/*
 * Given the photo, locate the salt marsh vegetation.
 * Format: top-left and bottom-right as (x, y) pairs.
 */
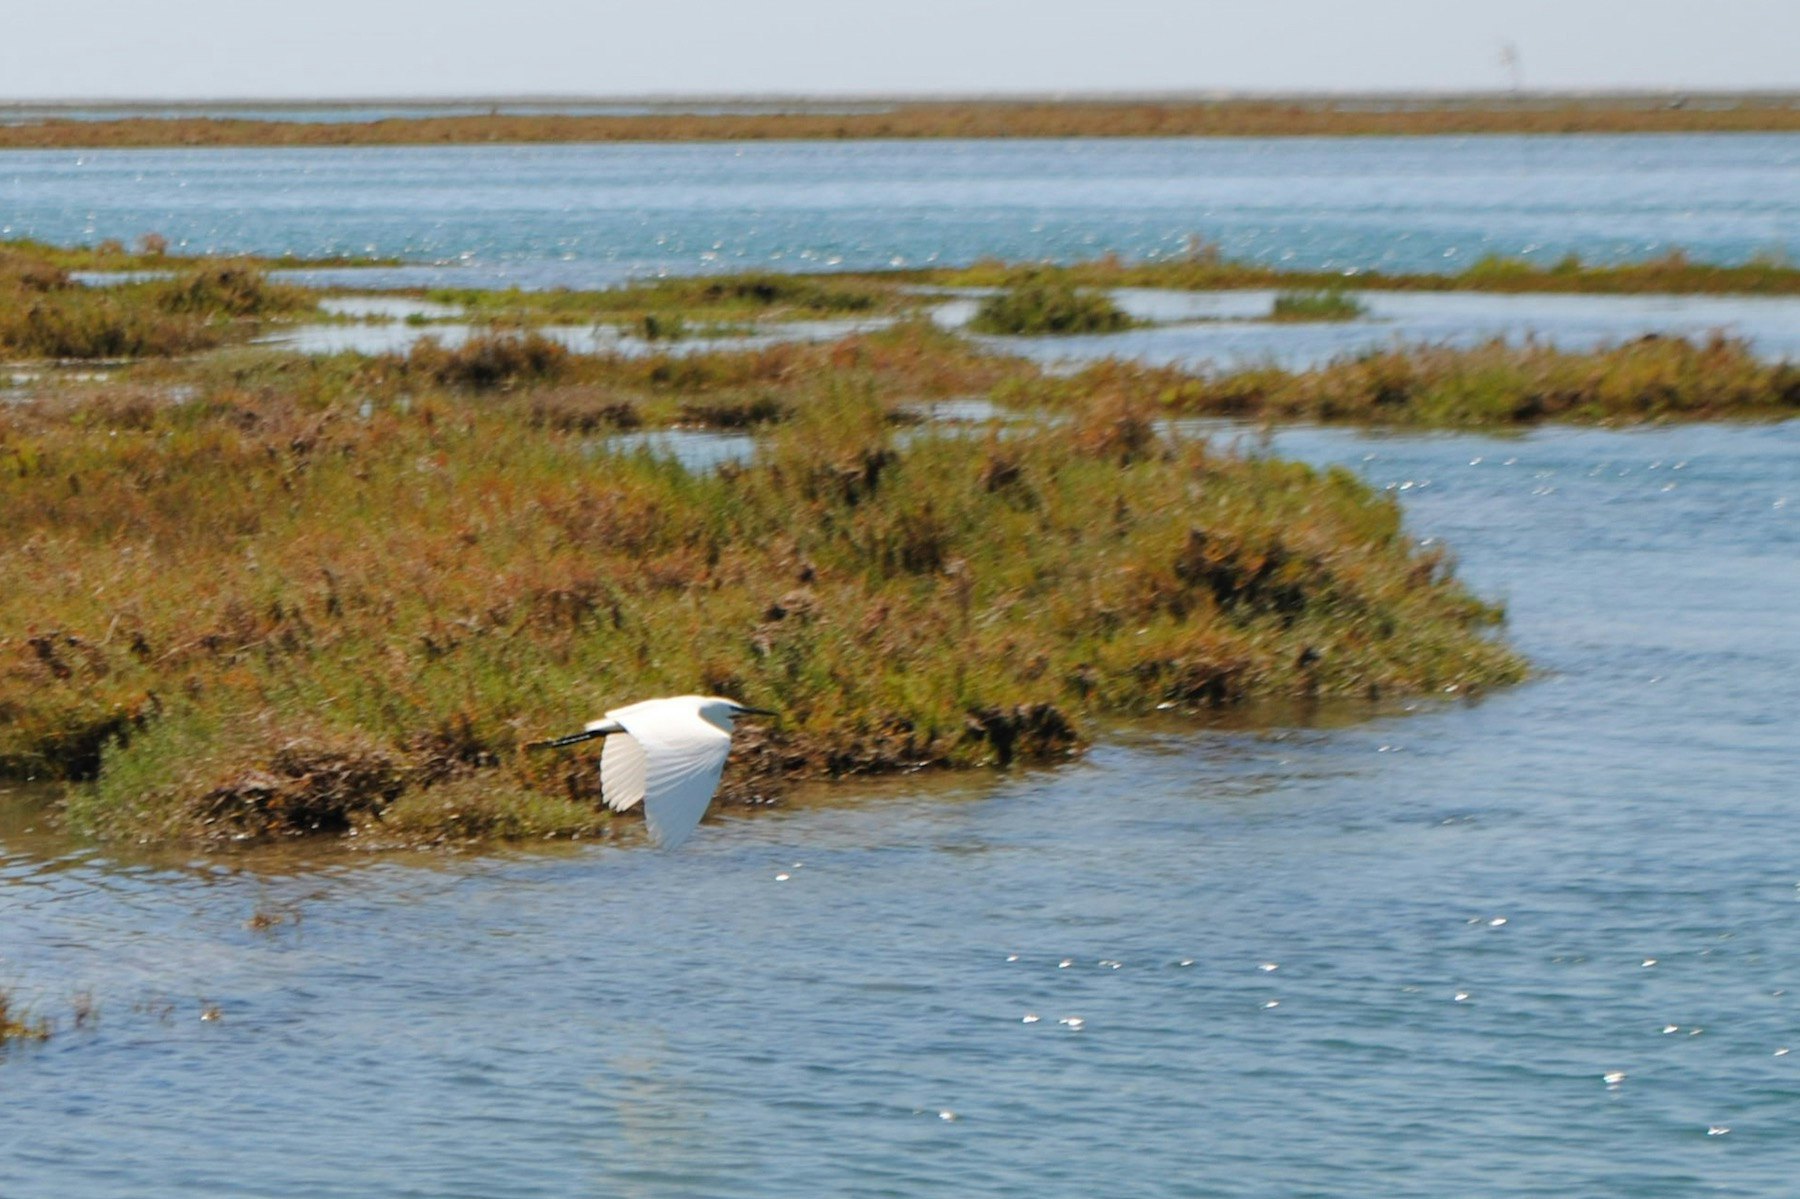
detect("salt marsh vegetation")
(0, 329), (1521, 845)
(7, 242), (1794, 847)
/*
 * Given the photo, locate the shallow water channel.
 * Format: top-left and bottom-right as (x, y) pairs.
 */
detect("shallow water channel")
(2, 419), (1794, 1197)
(977, 288), (1800, 370)
(265, 287), (1800, 368)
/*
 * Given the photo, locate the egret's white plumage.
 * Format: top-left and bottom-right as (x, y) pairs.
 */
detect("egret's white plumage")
(599, 731), (648, 811)
(533, 695), (770, 849)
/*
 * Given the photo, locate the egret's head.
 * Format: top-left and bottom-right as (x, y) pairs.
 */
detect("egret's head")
(696, 696), (776, 733)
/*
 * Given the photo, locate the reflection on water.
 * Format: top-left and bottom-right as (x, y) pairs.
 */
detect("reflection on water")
(2, 421), (1795, 1197)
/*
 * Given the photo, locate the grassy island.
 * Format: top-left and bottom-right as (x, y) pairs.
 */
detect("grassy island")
(967, 274), (1139, 335)
(1, 236), (397, 273)
(0, 331), (1523, 846)
(1269, 289), (1368, 322)
(417, 271), (908, 329)
(917, 249), (1800, 298)
(16, 235), (1800, 316)
(0, 247), (318, 358)
(1006, 334), (1800, 426)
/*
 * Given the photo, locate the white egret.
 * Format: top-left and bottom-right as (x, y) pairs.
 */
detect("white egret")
(527, 696), (774, 848)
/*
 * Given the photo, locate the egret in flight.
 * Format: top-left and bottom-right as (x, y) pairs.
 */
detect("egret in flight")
(527, 696), (774, 848)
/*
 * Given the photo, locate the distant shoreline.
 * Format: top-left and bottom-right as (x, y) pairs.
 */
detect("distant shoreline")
(2, 94), (1797, 147)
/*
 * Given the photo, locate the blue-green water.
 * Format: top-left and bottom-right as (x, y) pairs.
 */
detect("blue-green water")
(4, 135), (1797, 284)
(2, 421), (1795, 1197)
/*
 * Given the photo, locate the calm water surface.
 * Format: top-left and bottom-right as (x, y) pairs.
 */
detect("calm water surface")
(270, 288), (1800, 364)
(979, 288), (1800, 370)
(4, 135), (1797, 283)
(3, 420), (1795, 1197)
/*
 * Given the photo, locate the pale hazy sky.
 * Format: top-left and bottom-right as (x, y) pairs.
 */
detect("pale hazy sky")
(2, 0), (1794, 101)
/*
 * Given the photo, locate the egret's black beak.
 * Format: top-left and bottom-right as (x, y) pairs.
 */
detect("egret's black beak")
(733, 705), (777, 717)
(524, 729), (606, 751)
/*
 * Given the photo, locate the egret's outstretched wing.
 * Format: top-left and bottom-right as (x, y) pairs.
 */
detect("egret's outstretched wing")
(640, 745), (730, 849)
(607, 701), (734, 849)
(600, 733), (648, 812)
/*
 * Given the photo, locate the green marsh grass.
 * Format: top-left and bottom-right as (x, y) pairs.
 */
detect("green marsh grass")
(0, 236), (397, 273)
(7, 292), (1775, 849)
(1005, 334), (1800, 427)
(923, 249), (1800, 297)
(968, 274), (1138, 336)
(377, 320), (1019, 425)
(1, 366), (1522, 846)
(0, 251), (317, 359)
(1270, 289), (1368, 321)
(416, 272), (905, 330)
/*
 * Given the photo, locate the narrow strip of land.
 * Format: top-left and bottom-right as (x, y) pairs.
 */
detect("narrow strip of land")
(904, 253), (1800, 297)
(2, 94), (1797, 148)
(18, 237), (1800, 299)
